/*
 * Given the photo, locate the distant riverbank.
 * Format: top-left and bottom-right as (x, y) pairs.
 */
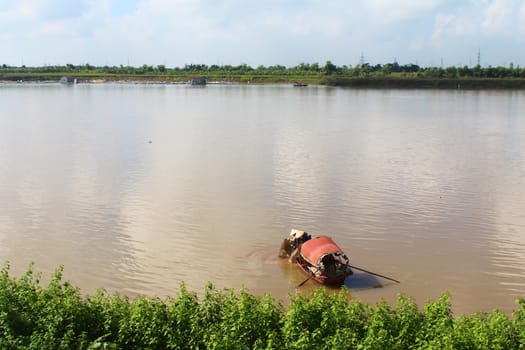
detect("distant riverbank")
(2, 72), (525, 89)
(322, 76), (525, 89)
(0, 72), (319, 85)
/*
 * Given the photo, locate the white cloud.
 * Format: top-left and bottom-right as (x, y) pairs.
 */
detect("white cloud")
(430, 0), (524, 44)
(0, 0), (89, 21)
(431, 13), (456, 45)
(0, 0), (524, 67)
(362, 0), (448, 22)
(481, 0), (517, 36)
(409, 37), (425, 51)
(521, 2), (525, 36)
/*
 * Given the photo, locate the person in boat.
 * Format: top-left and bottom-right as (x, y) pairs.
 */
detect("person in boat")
(279, 229), (311, 262)
(319, 254), (337, 277)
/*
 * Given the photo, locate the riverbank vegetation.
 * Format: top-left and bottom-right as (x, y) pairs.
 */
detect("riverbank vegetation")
(2, 61), (525, 88)
(2, 263), (525, 349)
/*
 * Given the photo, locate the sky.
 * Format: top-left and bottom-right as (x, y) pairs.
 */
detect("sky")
(1, 0), (524, 68)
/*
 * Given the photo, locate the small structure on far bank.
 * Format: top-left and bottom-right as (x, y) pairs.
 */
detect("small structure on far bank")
(189, 76), (207, 86)
(59, 76), (77, 84)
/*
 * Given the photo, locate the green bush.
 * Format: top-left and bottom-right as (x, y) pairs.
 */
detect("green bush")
(1, 262), (524, 349)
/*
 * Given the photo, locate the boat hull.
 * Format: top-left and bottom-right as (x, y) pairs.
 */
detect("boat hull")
(296, 261), (351, 285)
(282, 230), (353, 285)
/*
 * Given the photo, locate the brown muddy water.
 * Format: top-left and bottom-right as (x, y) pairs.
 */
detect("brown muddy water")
(1, 83), (524, 315)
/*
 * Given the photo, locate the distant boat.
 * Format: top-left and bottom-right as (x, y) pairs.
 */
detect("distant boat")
(293, 82), (308, 87)
(280, 229), (353, 285)
(189, 76), (207, 86)
(60, 76), (77, 84)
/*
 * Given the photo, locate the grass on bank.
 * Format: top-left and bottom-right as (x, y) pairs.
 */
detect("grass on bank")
(0, 71), (324, 85)
(3, 71), (525, 89)
(1, 262), (525, 349)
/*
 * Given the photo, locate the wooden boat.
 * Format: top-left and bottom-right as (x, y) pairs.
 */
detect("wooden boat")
(280, 229), (353, 285)
(293, 82), (308, 87)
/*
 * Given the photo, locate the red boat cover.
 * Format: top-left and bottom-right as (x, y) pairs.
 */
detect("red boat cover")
(300, 236), (344, 266)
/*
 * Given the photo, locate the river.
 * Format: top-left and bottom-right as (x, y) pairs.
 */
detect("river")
(1, 82), (524, 315)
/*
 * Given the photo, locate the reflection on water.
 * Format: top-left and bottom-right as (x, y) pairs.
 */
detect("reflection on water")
(0, 84), (524, 314)
(344, 273), (383, 291)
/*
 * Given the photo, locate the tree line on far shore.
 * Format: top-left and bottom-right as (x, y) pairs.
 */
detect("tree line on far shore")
(1, 60), (524, 79)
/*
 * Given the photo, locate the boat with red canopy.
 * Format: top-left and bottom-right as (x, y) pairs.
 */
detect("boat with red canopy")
(279, 229), (353, 285)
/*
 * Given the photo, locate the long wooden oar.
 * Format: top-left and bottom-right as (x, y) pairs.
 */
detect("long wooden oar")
(349, 264), (400, 284)
(297, 266), (320, 287)
(297, 276), (312, 287)
(297, 265), (400, 287)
